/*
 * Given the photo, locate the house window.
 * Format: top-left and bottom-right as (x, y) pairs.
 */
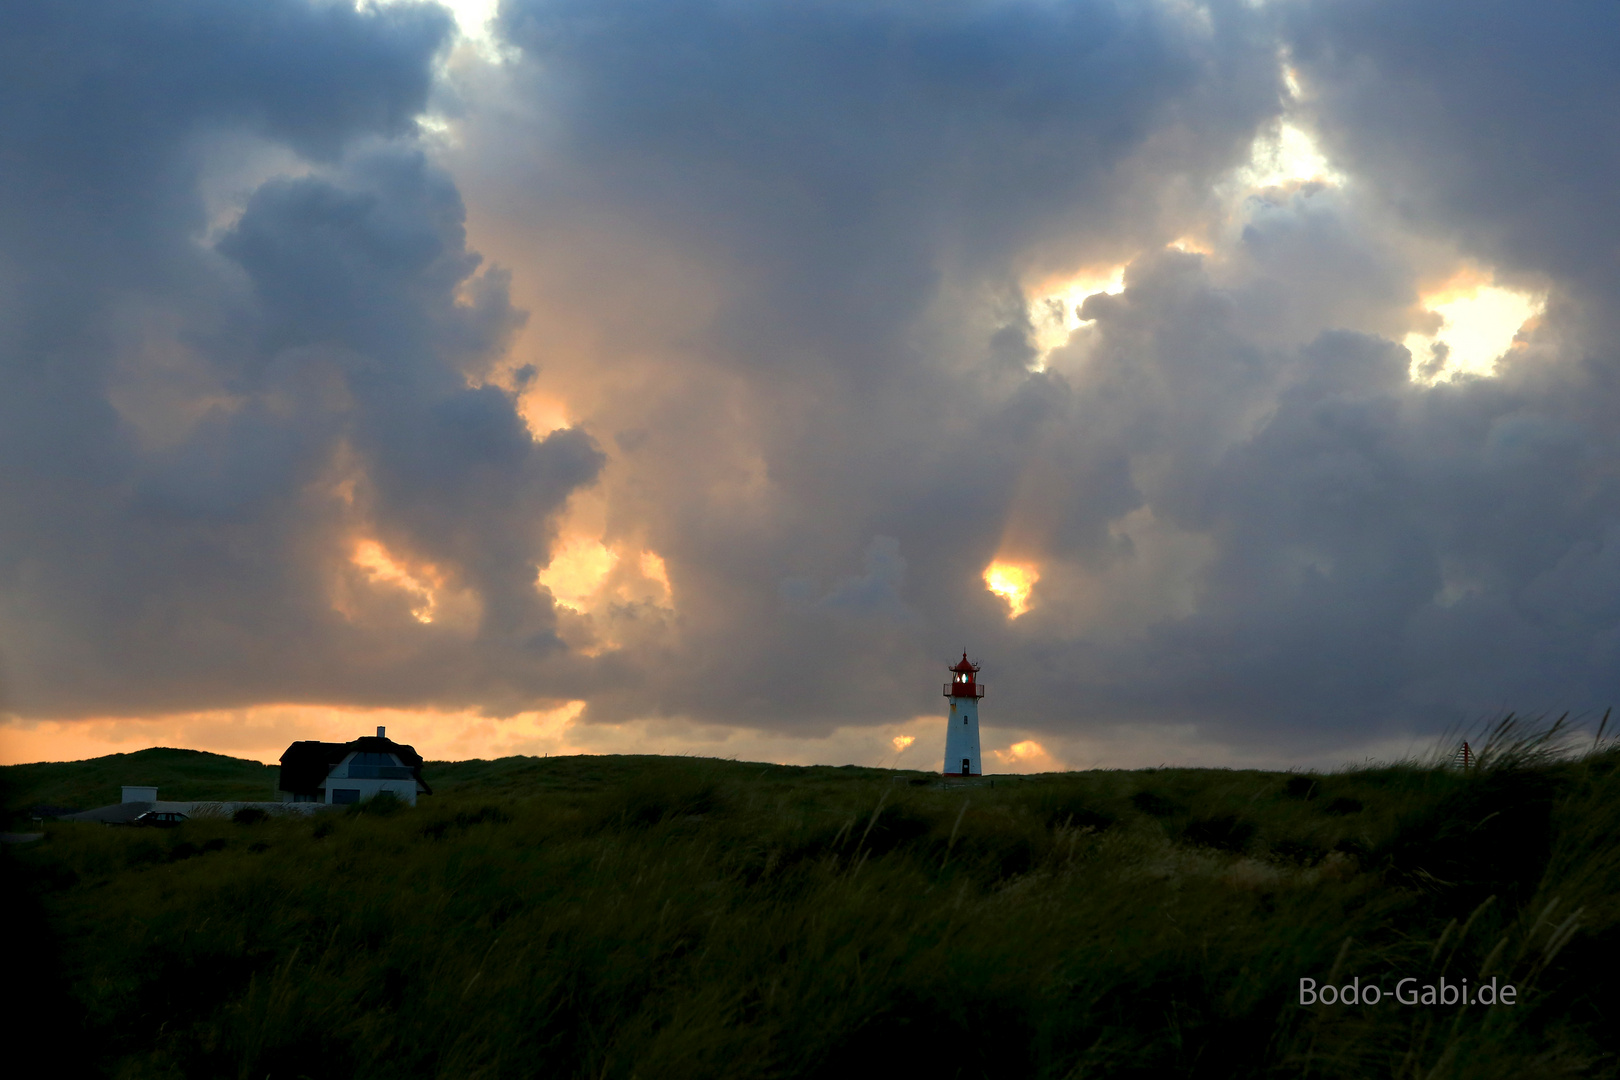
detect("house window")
(293, 792), (316, 803)
(331, 789), (361, 805)
(345, 752), (413, 779)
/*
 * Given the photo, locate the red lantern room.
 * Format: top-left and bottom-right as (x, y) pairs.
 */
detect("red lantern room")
(944, 652), (985, 699)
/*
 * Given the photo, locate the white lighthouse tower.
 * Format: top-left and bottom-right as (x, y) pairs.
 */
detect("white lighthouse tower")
(943, 652), (985, 776)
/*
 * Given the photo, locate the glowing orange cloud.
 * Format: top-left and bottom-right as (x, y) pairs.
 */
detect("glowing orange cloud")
(639, 550), (671, 591)
(351, 539), (441, 623)
(0, 707), (959, 773)
(536, 536), (618, 611)
(990, 739), (1062, 772)
(0, 702), (589, 768)
(516, 390), (572, 440)
(984, 560), (1040, 617)
(1415, 264), (1494, 307)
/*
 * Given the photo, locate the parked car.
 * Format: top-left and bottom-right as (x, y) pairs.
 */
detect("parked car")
(131, 811), (188, 828)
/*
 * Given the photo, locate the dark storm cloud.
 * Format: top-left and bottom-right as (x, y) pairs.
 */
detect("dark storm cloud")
(480, 0), (1620, 750)
(0, 0), (453, 274)
(497, 0), (1284, 363)
(9, 0), (1620, 764)
(1283, 0), (1620, 294)
(216, 151), (605, 651)
(1013, 237), (1620, 744)
(1146, 335), (1620, 733)
(0, 1), (603, 717)
(472, 0), (1300, 732)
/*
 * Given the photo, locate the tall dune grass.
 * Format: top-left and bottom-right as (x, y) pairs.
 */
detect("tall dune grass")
(7, 728), (1620, 1078)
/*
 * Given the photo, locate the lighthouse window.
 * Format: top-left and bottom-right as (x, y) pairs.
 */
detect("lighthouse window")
(964, 715), (968, 724)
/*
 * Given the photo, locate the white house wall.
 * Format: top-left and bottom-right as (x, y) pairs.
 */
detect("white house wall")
(319, 776), (420, 806)
(321, 753), (421, 805)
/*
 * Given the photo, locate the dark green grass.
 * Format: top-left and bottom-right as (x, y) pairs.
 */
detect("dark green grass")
(0, 747), (280, 819)
(6, 726), (1620, 1078)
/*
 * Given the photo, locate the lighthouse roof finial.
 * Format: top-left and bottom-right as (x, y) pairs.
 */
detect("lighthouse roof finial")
(949, 651), (980, 674)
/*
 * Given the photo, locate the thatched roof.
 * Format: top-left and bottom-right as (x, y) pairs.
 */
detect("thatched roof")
(278, 736), (430, 795)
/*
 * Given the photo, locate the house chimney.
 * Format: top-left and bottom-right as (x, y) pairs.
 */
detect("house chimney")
(122, 785), (158, 804)
(377, 726), (386, 738)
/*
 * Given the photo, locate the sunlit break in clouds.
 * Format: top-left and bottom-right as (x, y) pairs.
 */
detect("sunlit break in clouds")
(984, 562), (1040, 619)
(352, 540), (440, 624)
(6, 0), (1620, 771)
(1403, 273), (1546, 382)
(991, 739), (1061, 772)
(537, 537), (618, 613)
(1029, 264), (1127, 364)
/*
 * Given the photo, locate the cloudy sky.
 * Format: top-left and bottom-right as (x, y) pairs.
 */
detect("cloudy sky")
(3, 0), (1617, 770)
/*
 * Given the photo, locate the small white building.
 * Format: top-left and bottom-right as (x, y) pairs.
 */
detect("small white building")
(278, 727), (431, 806)
(943, 652), (985, 776)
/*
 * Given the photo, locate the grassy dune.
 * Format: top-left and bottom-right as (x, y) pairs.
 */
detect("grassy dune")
(4, 727), (1618, 1078)
(1, 746), (280, 814)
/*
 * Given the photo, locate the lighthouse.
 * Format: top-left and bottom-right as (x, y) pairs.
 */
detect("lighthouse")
(943, 652), (985, 776)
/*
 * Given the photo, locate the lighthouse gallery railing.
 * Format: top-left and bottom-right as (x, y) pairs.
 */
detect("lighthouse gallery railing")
(943, 683), (986, 698)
